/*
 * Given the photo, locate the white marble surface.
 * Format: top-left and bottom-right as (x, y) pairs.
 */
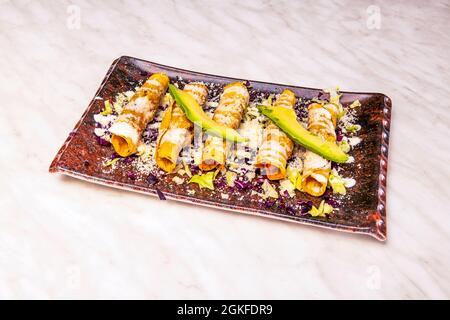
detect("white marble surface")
(0, 0), (449, 299)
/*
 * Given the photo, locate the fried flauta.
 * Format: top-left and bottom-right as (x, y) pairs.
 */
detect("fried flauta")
(156, 83), (208, 173)
(109, 73), (169, 157)
(301, 102), (339, 196)
(199, 82), (249, 171)
(255, 89), (296, 180)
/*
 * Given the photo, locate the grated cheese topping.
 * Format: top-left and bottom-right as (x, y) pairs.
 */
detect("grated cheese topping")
(92, 82), (362, 206)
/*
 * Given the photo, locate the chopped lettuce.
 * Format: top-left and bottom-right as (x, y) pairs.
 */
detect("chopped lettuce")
(279, 179), (296, 197)
(102, 157), (120, 167)
(328, 169), (347, 195)
(188, 171), (217, 190)
(329, 93), (342, 106)
(100, 100), (113, 116)
(349, 100), (361, 109)
(286, 165), (300, 185)
(225, 171), (237, 187)
(308, 200), (334, 217)
(338, 138), (351, 153)
(182, 160), (192, 178)
(325, 87), (345, 119)
(261, 180), (279, 199)
(328, 169), (356, 195)
(345, 124), (361, 134)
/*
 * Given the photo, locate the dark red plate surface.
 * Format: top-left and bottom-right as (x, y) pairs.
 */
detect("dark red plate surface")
(50, 56), (391, 241)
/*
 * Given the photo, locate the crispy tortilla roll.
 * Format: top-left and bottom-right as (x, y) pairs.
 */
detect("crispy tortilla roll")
(109, 73), (169, 157)
(255, 89), (296, 180)
(156, 83), (208, 173)
(301, 102), (339, 196)
(200, 82), (249, 171)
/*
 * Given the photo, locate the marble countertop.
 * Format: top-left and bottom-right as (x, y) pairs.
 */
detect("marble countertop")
(1, 0), (449, 299)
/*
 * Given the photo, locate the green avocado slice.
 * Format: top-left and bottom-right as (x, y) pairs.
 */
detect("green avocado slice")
(257, 105), (349, 163)
(168, 84), (248, 143)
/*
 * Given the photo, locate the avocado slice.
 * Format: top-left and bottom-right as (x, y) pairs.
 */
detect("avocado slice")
(257, 105), (349, 163)
(168, 84), (248, 143)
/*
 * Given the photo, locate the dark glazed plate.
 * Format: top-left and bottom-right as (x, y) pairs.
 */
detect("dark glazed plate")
(49, 56), (391, 241)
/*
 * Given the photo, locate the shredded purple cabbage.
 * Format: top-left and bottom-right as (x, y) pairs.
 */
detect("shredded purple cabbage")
(96, 136), (111, 147)
(110, 152), (119, 159)
(142, 127), (158, 143)
(127, 171), (137, 180)
(323, 193), (340, 207)
(253, 175), (266, 186)
(294, 99), (308, 119)
(240, 167), (249, 175)
(206, 82), (224, 102)
(336, 127), (343, 142)
(123, 155), (136, 165)
(295, 107), (307, 120)
(234, 179), (250, 190)
(248, 88), (259, 101)
(189, 165), (200, 175)
(215, 177), (227, 189)
(147, 173), (158, 185)
(299, 201), (313, 214)
(263, 199), (276, 208)
(325, 198), (340, 207)
(156, 188), (166, 200)
(277, 201), (286, 211)
(285, 205), (297, 215)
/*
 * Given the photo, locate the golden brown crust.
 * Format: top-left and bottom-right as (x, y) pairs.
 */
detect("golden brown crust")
(301, 101), (338, 196)
(156, 83), (208, 173)
(109, 73), (169, 157)
(255, 89), (296, 180)
(200, 82), (249, 171)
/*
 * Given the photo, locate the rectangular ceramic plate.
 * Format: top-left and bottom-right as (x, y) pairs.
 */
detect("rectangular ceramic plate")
(50, 56), (391, 241)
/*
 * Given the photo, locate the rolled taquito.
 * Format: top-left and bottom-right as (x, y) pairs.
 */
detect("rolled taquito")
(255, 89), (296, 180)
(156, 82), (208, 173)
(199, 82), (249, 171)
(301, 102), (339, 196)
(109, 73), (169, 157)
